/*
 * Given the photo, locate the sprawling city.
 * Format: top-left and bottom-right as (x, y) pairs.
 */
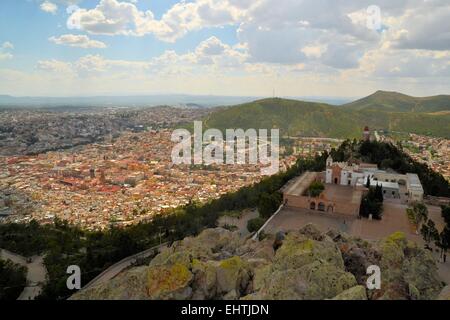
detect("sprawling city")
(1, 0), (450, 313)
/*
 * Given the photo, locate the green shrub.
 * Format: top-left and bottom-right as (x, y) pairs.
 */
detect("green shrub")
(308, 181), (325, 198)
(247, 218), (266, 233)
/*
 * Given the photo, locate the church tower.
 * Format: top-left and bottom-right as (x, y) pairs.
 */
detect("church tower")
(326, 155), (333, 167)
(326, 155), (333, 184)
(363, 126), (370, 141)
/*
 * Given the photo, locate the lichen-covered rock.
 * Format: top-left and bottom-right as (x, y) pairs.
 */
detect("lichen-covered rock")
(438, 285), (450, 300)
(298, 260), (357, 299)
(71, 226), (444, 301)
(273, 233), (344, 271)
(371, 232), (443, 300)
(191, 259), (217, 299)
(70, 266), (149, 300)
(332, 285), (368, 300)
(402, 250), (443, 300)
(258, 269), (309, 300)
(182, 228), (243, 259)
(237, 238), (275, 261)
(215, 256), (250, 297)
(380, 232), (407, 262)
(149, 249), (192, 268)
(299, 223), (324, 241)
(252, 264), (271, 292)
(147, 263), (193, 300)
(341, 244), (380, 285)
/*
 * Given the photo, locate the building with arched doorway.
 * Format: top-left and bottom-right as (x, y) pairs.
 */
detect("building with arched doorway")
(282, 171), (363, 217)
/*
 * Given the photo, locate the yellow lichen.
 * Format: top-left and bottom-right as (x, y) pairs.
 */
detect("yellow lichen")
(147, 263), (193, 297)
(219, 256), (243, 270)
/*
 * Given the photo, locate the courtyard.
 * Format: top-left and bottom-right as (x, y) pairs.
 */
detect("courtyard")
(265, 198), (445, 243)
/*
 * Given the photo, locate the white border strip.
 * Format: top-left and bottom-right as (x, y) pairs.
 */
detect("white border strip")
(252, 204), (284, 241)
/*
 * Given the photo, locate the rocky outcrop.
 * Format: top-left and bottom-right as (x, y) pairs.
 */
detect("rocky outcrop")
(71, 224), (444, 300)
(438, 285), (450, 300)
(331, 285), (368, 300)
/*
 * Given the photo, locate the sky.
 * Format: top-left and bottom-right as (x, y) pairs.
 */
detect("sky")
(0, 0), (450, 97)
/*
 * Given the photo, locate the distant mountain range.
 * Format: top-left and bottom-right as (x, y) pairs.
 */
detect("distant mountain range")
(342, 90), (450, 113)
(0, 94), (350, 108)
(203, 91), (450, 139)
(0, 94), (260, 108)
(2, 91), (449, 138)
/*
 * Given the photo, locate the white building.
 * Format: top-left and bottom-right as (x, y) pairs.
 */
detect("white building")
(326, 156), (424, 201)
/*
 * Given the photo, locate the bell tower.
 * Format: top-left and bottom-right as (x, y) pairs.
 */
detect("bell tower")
(363, 126), (370, 141)
(326, 155), (333, 167)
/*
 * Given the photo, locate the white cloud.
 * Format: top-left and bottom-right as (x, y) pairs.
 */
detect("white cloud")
(63, 0), (450, 73)
(37, 36), (248, 77)
(2, 42), (14, 50)
(0, 42), (14, 61)
(67, 0), (246, 42)
(49, 34), (107, 48)
(5, 1), (450, 96)
(390, 6), (450, 51)
(40, 1), (58, 14)
(195, 36), (227, 56)
(0, 53), (13, 61)
(37, 59), (75, 74)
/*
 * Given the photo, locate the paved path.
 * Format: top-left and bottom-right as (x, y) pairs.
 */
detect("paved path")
(82, 243), (168, 291)
(350, 200), (422, 242)
(0, 249), (47, 300)
(265, 207), (352, 235)
(218, 210), (259, 237)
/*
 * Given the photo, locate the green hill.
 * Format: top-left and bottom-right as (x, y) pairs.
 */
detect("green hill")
(342, 90), (450, 112)
(203, 97), (450, 139)
(204, 98), (360, 138)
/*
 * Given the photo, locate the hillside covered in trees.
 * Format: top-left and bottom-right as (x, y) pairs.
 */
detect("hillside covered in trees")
(203, 93), (450, 138)
(342, 90), (450, 113)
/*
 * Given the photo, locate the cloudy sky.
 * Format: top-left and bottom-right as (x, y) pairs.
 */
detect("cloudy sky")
(0, 0), (450, 97)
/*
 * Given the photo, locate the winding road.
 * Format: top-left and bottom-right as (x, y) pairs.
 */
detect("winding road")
(0, 249), (47, 300)
(82, 243), (168, 291)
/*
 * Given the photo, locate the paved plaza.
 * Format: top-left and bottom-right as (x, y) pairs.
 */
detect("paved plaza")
(265, 199), (446, 242)
(264, 199), (450, 285)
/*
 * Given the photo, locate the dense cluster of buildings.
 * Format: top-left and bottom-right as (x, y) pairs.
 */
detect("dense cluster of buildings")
(0, 129), (296, 230)
(376, 132), (450, 181)
(0, 106), (210, 156)
(402, 134), (450, 181)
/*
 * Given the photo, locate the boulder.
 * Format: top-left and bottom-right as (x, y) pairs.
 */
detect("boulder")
(273, 233), (344, 271)
(298, 260), (357, 299)
(438, 285), (450, 300)
(215, 256), (250, 297)
(70, 266), (149, 300)
(332, 285), (368, 300)
(237, 238), (275, 261)
(299, 223), (323, 241)
(190, 259), (217, 300)
(147, 263), (193, 300)
(402, 250), (443, 300)
(71, 227), (445, 301)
